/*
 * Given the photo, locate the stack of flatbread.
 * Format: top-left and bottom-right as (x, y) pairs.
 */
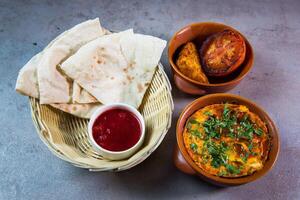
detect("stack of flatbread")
(16, 18), (166, 118)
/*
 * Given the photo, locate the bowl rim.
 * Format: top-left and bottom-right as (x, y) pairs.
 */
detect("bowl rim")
(168, 21), (254, 87)
(176, 93), (280, 185)
(88, 103), (145, 158)
(29, 63), (174, 171)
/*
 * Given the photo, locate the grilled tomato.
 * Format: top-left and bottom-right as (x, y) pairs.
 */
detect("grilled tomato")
(183, 104), (270, 177)
(176, 42), (209, 83)
(200, 30), (246, 77)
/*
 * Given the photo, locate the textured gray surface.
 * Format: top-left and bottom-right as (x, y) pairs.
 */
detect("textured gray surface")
(0, 0), (299, 199)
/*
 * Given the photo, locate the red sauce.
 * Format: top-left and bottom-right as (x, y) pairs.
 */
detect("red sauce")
(92, 108), (141, 151)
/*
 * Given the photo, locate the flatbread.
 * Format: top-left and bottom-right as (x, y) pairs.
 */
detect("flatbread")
(15, 28), (68, 98)
(60, 30), (166, 108)
(15, 18), (166, 118)
(71, 83), (98, 103)
(38, 18), (105, 104)
(119, 34), (167, 107)
(50, 103), (102, 119)
(15, 19), (107, 118)
(15, 52), (41, 98)
(15, 52), (96, 103)
(16, 19), (104, 103)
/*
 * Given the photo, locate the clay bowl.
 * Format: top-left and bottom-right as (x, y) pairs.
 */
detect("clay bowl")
(174, 94), (280, 186)
(168, 22), (254, 95)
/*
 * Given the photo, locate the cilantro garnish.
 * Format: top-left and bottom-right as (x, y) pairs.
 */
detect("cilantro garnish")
(189, 119), (199, 124)
(225, 164), (240, 174)
(204, 111), (212, 116)
(191, 129), (202, 138)
(187, 104), (264, 176)
(248, 143), (253, 151)
(241, 152), (249, 162)
(190, 143), (198, 152)
(206, 141), (229, 168)
(217, 170), (227, 176)
(254, 128), (263, 136)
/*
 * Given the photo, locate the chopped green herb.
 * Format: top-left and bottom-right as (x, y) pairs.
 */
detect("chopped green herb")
(237, 117), (256, 140)
(187, 119), (200, 131)
(204, 111), (212, 116)
(186, 104), (265, 176)
(189, 119), (199, 124)
(241, 152), (249, 162)
(204, 126), (210, 134)
(210, 131), (220, 138)
(201, 152), (209, 164)
(254, 128), (263, 136)
(190, 143), (198, 152)
(248, 143), (253, 151)
(244, 129), (254, 140)
(242, 114), (248, 122)
(186, 122), (192, 131)
(202, 104), (241, 140)
(241, 120), (253, 130)
(211, 159), (221, 168)
(223, 104), (230, 118)
(251, 152), (258, 156)
(225, 164), (240, 174)
(229, 134), (235, 139)
(191, 129), (202, 138)
(217, 170), (227, 176)
(203, 117), (221, 139)
(206, 141), (229, 169)
(228, 128), (235, 138)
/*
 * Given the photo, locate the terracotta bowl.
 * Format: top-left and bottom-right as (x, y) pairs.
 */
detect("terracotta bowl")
(174, 94), (280, 186)
(168, 22), (254, 95)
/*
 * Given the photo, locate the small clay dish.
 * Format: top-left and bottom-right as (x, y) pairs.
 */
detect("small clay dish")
(174, 94), (280, 186)
(168, 22), (254, 95)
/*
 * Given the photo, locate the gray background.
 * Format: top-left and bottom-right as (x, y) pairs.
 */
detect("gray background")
(0, 0), (299, 199)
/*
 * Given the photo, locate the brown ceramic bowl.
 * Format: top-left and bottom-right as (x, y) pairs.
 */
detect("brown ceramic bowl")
(168, 22), (254, 95)
(174, 94), (280, 186)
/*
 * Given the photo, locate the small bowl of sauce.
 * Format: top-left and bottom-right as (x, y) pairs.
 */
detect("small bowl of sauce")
(88, 103), (145, 160)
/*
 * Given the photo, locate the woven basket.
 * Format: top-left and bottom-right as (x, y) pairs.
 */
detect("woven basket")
(29, 63), (173, 171)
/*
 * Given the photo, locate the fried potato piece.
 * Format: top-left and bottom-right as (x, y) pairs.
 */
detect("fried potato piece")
(176, 42), (209, 83)
(200, 30), (246, 77)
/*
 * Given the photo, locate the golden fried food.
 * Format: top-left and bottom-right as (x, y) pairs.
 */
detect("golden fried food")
(200, 30), (246, 77)
(183, 104), (270, 177)
(176, 42), (209, 83)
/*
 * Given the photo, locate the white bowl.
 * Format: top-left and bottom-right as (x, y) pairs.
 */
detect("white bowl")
(88, 103), (145, 160)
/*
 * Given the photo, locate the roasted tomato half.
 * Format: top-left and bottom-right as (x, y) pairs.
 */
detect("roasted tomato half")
(200, 30), (246, 77)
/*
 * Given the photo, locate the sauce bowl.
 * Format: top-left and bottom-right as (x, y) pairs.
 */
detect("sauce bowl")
(88, 103), (145, 160)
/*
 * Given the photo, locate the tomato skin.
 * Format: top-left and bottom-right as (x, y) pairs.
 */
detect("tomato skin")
(200, 30), (246, 77)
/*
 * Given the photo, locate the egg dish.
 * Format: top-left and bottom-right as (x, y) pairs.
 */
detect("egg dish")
(183, 103), (270, 177)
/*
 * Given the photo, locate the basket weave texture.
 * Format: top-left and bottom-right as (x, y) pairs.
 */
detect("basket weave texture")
(30, 63), (173, 171)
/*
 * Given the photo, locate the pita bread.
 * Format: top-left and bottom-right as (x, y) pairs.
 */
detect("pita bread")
(16, 19), (104, 103)
(71, 83), (98, 103)
(38, 18), (104, 104)
(60, 30), (166, 108)
(15, 50), (101, 117)
(119, 34), (167, 107)
(15, 19), (106, 118)
(15, 17), (166, 118)
(16, 50), (98, 104)
(15, 27), (68, 98)
(16, 25), (68, 98)
(50, 103), (102, 119)
(15, 53), (41, 98)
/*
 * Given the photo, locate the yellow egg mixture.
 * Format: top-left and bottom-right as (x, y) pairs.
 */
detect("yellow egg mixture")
(183, 104), (270, 177)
